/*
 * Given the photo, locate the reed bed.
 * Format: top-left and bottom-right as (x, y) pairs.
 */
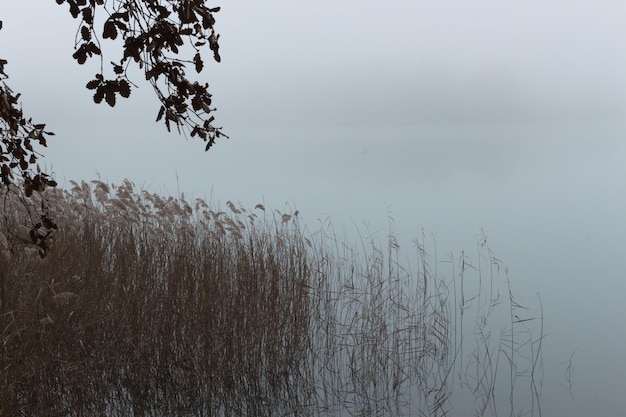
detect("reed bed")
(0, 180), (543, 416)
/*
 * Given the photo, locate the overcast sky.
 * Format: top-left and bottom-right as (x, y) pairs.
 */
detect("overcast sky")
(3, 1), (626, 415)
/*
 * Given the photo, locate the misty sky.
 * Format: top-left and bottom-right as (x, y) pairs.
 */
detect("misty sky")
(3, 1), (626, 415)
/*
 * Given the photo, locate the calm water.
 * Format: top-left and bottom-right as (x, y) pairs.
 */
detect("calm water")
(46, 120), (626, 416)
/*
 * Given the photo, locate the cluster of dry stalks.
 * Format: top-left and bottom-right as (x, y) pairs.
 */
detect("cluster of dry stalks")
(0, 180), (543, 416)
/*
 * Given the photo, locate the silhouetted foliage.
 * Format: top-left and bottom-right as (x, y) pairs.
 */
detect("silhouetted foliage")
(0, 23), (58, 257)
(0, 1), (225, 257)
(63, 0), (226, 147)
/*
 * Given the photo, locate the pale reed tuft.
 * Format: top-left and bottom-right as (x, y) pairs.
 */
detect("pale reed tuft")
(0, 178), (545, 417)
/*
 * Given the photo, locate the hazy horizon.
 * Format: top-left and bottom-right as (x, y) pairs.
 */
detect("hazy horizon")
(2, 0), (626, 415)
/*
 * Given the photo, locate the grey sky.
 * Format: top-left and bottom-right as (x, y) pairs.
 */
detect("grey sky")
(210, 0), (626, 126)
(3, 1), (626, 415)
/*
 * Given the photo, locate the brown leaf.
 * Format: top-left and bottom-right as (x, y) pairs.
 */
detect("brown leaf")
(80, 25), (90, 41)
(205, 137), (215, 151)
(112, 62), (124, 74)
(72, 46), (87, 64)
(103, 20), (117, 40)
(193, 52), (203, 73)
(68, 0), (80, 18)
(118, 80), (131, 98)
(156, 106), (165, 122)
(93, 88), (104, 103)
(105, 90), (116, 107)
(82, 5), (93, 24)
(87, 42), (101, 55)
(86, 79), (100, 89)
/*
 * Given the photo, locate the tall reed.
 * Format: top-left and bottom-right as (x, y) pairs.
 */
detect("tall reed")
(0, 180), (543, 416)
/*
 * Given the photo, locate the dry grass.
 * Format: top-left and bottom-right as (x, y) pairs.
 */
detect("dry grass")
(0, 180), (544, 416)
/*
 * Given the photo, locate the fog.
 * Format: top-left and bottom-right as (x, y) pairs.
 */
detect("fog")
(3, 0), (626, 415)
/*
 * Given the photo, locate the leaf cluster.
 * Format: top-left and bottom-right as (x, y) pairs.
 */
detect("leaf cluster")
(60, 0), (227, 149)
(1, 21), (58, 258)
(1, 1), (226, 258)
